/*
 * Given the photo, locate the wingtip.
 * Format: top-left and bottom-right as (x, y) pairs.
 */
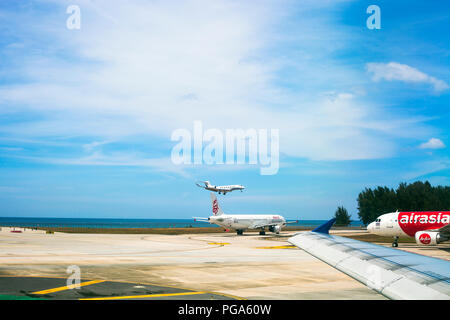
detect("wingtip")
(312, 218), (336, 234)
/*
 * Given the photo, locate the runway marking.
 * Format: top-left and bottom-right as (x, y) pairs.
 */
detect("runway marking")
(79, 291), (207, 300)
(208, 242), (230, 245)
(207, 291), (247, 300)
(255, 245), (297, 249)
(31, 280), (106, 295)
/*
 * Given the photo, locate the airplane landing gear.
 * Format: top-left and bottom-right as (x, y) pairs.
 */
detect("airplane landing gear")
(392, 236), (399, 247)
(236, 230), (243, 235)
(259, 229), (266, 236)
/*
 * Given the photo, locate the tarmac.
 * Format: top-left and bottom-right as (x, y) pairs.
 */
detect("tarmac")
(0, 227), (449, 300)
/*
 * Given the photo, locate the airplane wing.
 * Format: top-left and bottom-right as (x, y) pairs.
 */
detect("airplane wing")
(421, 223), (450, 236)
(251, 220), (298, 229)
(250, 222), (279, 229)
(437, 224), (450, 236)
(195, 181), (206, 188)
(193, 217), (209, 222)
(288, 218), (450, 300)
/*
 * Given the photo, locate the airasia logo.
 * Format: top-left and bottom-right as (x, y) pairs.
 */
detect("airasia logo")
(419, 233), (431, 244)
(397, 211), (450, 237)
(212, 200), (218, 215)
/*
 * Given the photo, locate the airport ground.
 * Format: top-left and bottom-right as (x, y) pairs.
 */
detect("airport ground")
(0, 227), (449, 300)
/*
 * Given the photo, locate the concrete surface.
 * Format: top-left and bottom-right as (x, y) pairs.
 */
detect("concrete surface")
(0, 227), (448, 299)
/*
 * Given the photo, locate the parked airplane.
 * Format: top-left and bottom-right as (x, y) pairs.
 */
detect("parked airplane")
(289, 218), (450, 300)
(194, 193), (297, 235)
(367, 211), (450, 247)
(195, 181), (244, 195)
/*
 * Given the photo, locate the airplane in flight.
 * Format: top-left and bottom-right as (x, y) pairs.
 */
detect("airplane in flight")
(195, 181), (245, 195)
(194, 193), (297, 235)
(289, 218), (450, 300)
(367, 211), (450, 247)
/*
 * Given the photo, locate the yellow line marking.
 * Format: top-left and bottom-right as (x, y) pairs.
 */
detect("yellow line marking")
(79, 291), (206, 300)
(0, 276), (245, 300)
(207, 291), (247, 300)
(255, 245), (297, 249)
(32, 280), (106, 295)
(208, 242), (230, 245)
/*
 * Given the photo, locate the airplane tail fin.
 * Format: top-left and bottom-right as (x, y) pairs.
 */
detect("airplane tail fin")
(312, 218), (336, 234)
(196, 181), (210, 188)
(210, 193), (224, 216)
(195, 181), (204, 188)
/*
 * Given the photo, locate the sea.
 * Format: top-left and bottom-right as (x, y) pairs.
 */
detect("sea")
(0, 217), (364, 229)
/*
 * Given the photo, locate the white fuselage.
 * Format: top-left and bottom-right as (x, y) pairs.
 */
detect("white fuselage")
(203, 192), (286, 234)
(209, 214), (286, 230)
(367, 211), (450, 238)
(367, 212), (407, 237)
(205, 184), (244, 193)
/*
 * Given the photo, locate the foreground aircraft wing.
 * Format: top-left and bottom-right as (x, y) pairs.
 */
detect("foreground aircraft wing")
(288, 219), (450, 300)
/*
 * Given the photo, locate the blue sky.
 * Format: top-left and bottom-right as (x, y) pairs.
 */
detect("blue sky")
(0, 0), (449, 219)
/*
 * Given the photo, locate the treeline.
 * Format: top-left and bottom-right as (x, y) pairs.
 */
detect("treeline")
(334, 206), (352, 226)
(357, 181), (450, 225)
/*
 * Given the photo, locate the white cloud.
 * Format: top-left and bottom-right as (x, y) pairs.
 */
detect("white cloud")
(419, 138), (446, 149)
(401, 159), (450, 181)
(7, 152), (191, 177)
(366, 62), (449, 92)
(0, 0), (435, 166)
(82, 140), (113, 152)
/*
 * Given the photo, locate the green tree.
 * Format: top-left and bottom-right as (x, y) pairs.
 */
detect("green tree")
(357, 181), (450, 225)
(357, 186), (397, 225)
(334, 206), (351, 226)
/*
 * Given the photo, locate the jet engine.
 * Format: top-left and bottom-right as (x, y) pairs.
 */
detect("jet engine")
(415, 231), (445, 245)
(269, 225), (281, 234)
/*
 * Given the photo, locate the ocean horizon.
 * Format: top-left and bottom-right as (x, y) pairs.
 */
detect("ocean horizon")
(0, 217), (365, 229)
